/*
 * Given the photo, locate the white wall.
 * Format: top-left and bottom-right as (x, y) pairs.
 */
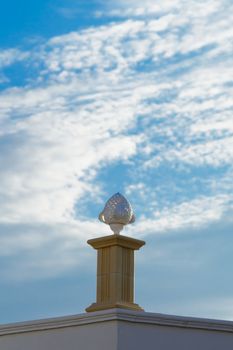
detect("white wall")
(118, 320), (233, 350)
(0, 318), (118, 350)
(1, 309), (233, 350)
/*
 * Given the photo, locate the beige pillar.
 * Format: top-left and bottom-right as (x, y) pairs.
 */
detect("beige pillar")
(86, 234), (145, 312)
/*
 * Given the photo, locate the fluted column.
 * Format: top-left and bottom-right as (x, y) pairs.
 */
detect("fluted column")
(86, 234), (145, 312)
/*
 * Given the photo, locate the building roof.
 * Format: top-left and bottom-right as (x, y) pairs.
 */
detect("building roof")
(1, 308), (233, 337)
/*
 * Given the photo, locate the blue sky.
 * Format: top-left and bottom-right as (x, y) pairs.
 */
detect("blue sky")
(0, 0), (233, 324)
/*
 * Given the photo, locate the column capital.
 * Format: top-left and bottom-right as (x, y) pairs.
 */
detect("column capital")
(87, 234), (145, 250)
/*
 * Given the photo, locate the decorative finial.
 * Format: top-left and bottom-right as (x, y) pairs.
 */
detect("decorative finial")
(98, 192), (135, 234)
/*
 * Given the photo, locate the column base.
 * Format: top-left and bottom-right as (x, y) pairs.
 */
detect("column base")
(86, 301), (144, 313)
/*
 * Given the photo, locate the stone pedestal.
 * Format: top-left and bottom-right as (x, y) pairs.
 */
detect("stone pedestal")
(86, 234), (145, 312)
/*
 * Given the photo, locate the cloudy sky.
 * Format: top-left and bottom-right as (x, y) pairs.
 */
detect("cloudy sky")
(0, 0), (233, 324)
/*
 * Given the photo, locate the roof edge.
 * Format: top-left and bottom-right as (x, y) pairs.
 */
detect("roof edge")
(1, 309), (233, 336)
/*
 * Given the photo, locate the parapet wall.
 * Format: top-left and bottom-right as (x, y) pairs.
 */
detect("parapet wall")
(1, 309), (233, 350)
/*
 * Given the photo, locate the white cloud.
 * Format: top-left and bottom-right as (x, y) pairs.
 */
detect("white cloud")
(0, 219), (111, 281)
(0, 49), (29, 84)
(98, 0), (224, 21)
(0, 101), (140, 223)
(0, 0), (233, 281)
(177, 297), (233, 321)
(0, 49), (28, 69)
(129, 194), (232, 237)
(145, 136), (233, 168)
